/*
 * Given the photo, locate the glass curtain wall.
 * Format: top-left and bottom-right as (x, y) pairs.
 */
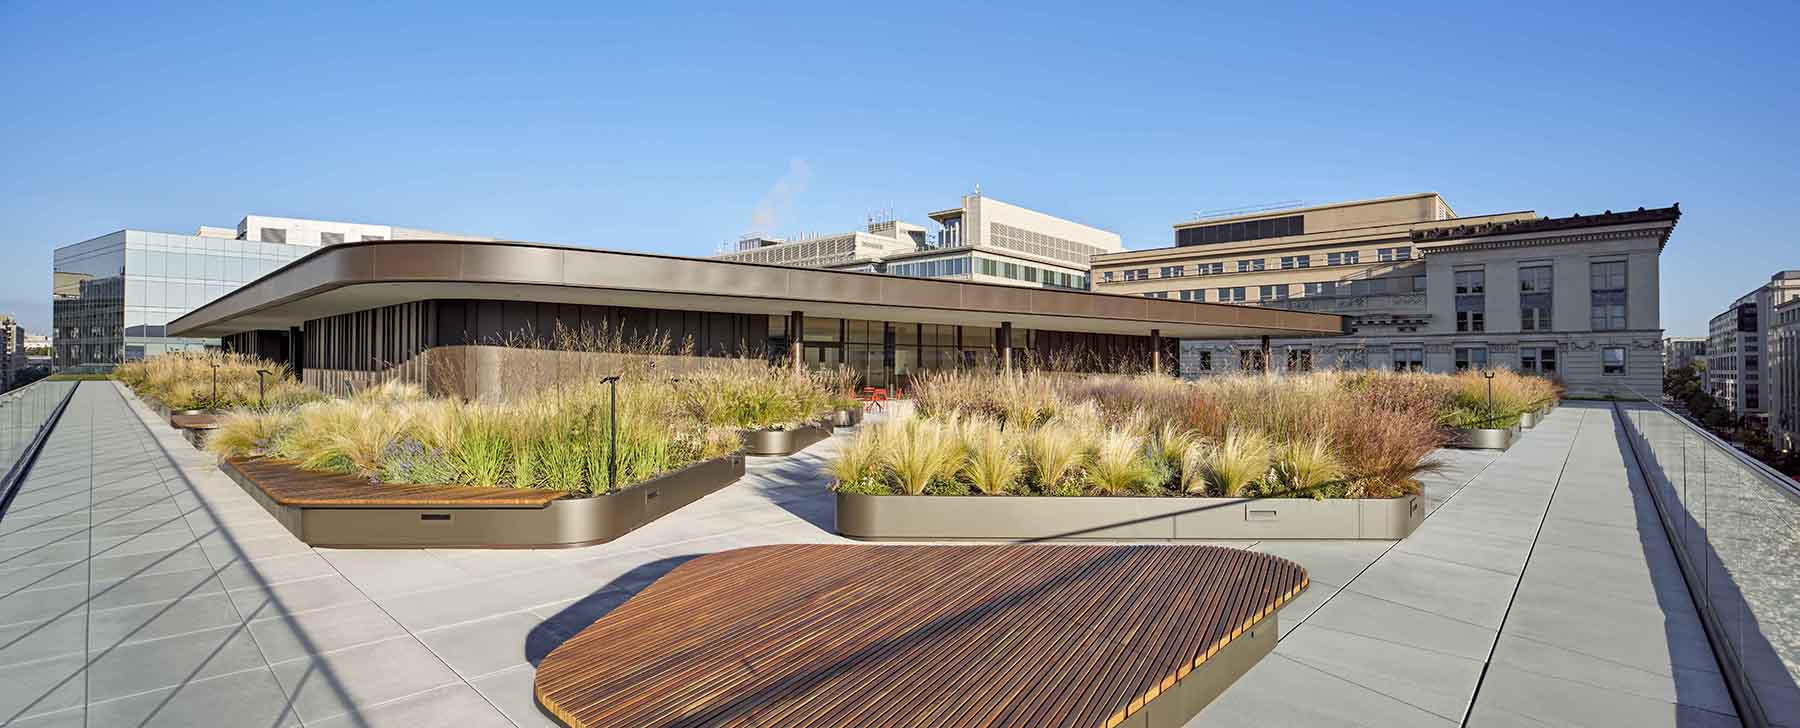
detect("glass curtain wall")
(769, 316), (1027, 389)
(54, 230), (311, 370)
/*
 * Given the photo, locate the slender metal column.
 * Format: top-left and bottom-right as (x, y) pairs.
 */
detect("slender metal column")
(1151, 328), (1162, 375)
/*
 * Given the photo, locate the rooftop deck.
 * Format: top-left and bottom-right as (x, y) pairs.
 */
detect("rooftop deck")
(0, 382), (1751, 726)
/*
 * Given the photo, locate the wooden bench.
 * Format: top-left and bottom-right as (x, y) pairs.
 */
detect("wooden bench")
(227, 457), (567, 507)
(535, 543), (1306, 727)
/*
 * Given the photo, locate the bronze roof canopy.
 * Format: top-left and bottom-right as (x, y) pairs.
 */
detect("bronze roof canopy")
(168, 240), (1348, 340)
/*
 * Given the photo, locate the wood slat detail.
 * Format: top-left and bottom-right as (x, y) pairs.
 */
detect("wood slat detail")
(535, 544), (1307, 728)
(169, 414), (220, 430)
(226, 457), (567, 507)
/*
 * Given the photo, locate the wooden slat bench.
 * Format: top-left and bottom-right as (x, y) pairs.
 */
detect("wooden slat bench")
(227, 457), (567, 508)
(535, 543), (1307, 728)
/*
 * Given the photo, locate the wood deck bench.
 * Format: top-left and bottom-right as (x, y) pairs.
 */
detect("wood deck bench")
(534, 543), (1307, 728)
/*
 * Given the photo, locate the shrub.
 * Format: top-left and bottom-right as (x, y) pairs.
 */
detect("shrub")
(1023, 421), (1088, 495)
(1276, 434), (1343, 498)
(1087, 431), (1160, 496)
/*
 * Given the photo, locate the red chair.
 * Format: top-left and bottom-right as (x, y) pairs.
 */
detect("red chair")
(860, 387), (888, 411)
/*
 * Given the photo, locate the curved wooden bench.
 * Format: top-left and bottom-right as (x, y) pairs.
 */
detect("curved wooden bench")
(535, 543), (1307, 728)
(227, 457), (567, 507)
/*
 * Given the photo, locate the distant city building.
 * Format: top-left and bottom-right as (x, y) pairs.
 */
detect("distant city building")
(1664, 336), (1707, 373)
(1091, 193), (1680, 398)
(1706, 270), (1800, 429)
(1, 315), (24, 390)
(53, 214), (488, 371)
(1771, 297), (1800, 451)
(712, 193), (1121, 291)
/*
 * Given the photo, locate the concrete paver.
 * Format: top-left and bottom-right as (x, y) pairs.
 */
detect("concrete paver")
(0, 386), (1742, 727)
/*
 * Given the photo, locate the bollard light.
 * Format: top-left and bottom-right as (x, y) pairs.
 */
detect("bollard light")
(600, 375), (621, 493)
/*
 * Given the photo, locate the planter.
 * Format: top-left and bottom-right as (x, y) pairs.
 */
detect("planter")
(219, 452), (747, 548)
(1519, 411), (1539, 429)
(836, 491), (1425, 541)
(832, 407), (863, 429)
(1450, 426), (1516, 451)
(741, 422), (832, 456)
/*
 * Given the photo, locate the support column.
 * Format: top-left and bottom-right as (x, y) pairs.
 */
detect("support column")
(288, 326), (303, 379)
(1150, 329), (1163, 375)
(1000, 321), (1013, 373)
(1260, 335), (1273, 377)
(789, 311), (805, 374)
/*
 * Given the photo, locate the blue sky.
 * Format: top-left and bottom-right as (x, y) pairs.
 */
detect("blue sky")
(2, 1), (1795, 337)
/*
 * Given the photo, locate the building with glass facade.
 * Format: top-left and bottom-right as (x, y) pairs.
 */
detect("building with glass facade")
(54, 230), (318, 370)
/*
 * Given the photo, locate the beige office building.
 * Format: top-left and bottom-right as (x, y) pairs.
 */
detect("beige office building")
(1710, 270), (1800, 437)
(1770, 296), (1800, 451)
(714, 193), (1120, 291)
(1090, 193), (1679, 398)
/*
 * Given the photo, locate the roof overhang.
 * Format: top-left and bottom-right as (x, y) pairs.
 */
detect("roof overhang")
(168, 241), (1349, 341)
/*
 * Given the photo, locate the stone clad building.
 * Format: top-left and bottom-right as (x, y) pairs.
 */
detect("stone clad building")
(1089, 194), (1679, 398)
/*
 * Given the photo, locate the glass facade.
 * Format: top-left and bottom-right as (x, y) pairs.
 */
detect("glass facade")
(53, 230), (311, 370)
(768, 315), (1028, 390)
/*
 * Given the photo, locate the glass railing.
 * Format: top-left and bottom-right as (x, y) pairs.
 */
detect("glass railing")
(1616, 385), (1800, 723)
(0, 379), (80, 511)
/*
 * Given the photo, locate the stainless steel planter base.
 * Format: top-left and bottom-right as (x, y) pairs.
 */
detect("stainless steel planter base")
(832, 407), (863, 428)
(836, 492), (1425, 541)
(1448, 426), (1518, 450)
(1519, 411), (1539, 429)
(220, 453), (746, 549)
(741, 423), (831, 456)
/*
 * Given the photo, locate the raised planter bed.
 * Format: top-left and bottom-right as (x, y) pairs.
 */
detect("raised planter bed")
(1448, 425), (1517, 451)
(836, 491), (1425, 541)
(219, 452), (746, 548)
(1519, 410), (1540, 429)
(831, 406), (862, 429)
(740, 422), (831, 456)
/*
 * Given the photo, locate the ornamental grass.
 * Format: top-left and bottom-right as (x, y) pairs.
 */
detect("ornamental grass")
(115, 352), (320, 410)
(834, 367), (1561, 499)
(201, 352), (834, 494)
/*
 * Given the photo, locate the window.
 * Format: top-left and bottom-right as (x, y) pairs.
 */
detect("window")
(1161, 266), (1185, 278)
(1454, 346), (1489, 371)
(1302, 282), (1328, 297)
(1195, 351), (1213, 370)
(1591, 261), (1628, 330)
(1286, 348), (1313, 372)
(1238, 348), (1266, 372)
(259, 228), (287, 244)
(361, 234), (385, 241)
(1327, 251), (1361, 266)
(1520, 347), (1558, 375)
(1520, 265), (1553, 331)
(1178, 289), (1205, 302)
(1237, 259), (1265, 272)
(1602, 346), (1627, 375)
(1219, 287), (1246, 303)
(1455, 269), (1486, 332)
(1412, 275), (1427, 292)
(1377, 247), (1412, 262)
(320, 231), (345, 245)
(1141, 291), (1169, 299)
(1259, 284), (1289, 301)
(1195, 262), (1224, 275)
(1177, 215), (1303, 246)
(1392, 346), (1423, 372)
(1280, 255), (1310, 269)
(1746, 384), (1760, 409)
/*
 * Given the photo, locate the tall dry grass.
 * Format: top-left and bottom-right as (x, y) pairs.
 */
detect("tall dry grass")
(831, 366), (1552, 499)
(116, 352), (319, 410)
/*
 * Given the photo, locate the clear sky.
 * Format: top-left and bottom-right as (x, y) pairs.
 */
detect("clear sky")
(3, 1), (1795, 337)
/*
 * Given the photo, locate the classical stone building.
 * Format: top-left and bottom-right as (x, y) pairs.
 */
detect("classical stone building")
(1089, 194), (1679, 398)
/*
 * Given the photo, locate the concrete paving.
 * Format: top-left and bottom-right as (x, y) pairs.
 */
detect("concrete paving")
(0, 384), (1740, 727)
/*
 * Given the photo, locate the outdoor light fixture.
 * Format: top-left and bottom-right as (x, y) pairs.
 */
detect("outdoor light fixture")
(600, 375), (620, 493)
(210, 360), (221, 411)
(1484, 368), (1497, 426)
(256, 369), (272, 409)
